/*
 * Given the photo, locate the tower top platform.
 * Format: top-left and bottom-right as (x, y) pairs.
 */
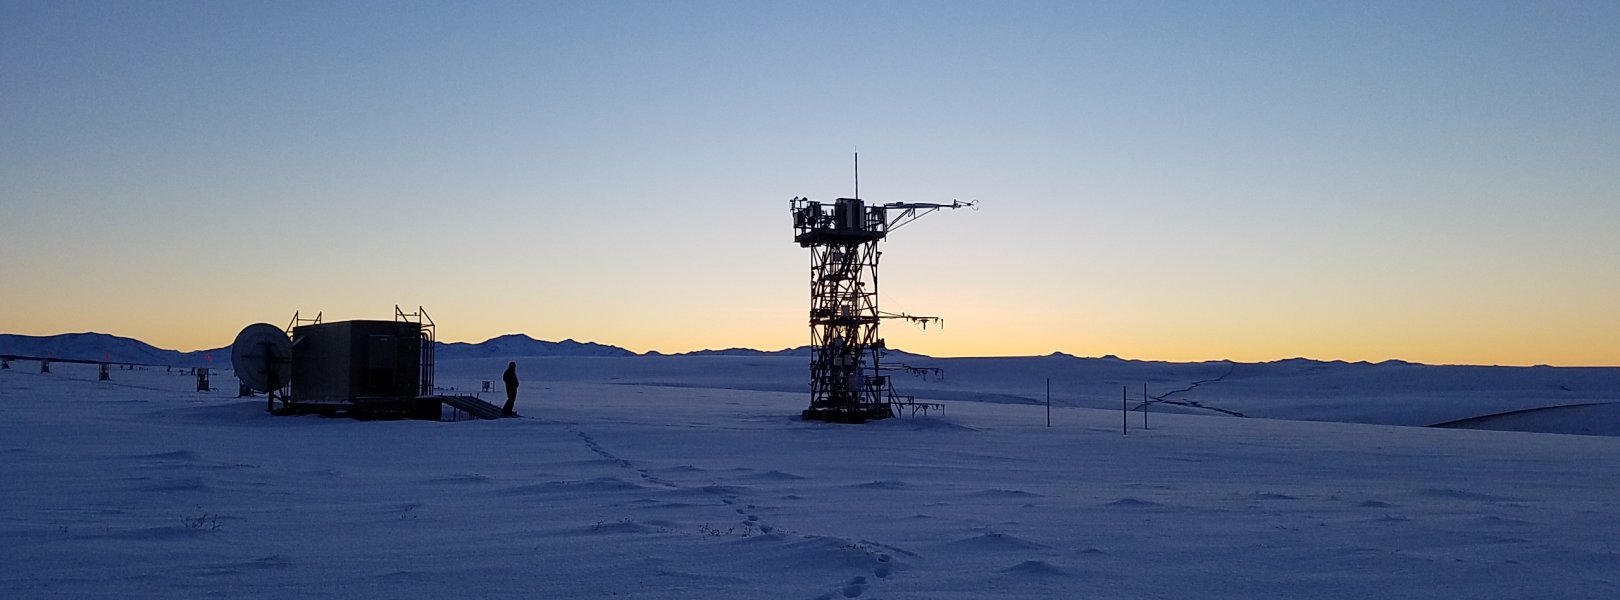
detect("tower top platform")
(791, 197), (889, 247)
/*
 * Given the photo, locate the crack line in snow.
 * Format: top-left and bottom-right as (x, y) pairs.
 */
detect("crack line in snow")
(1137, 361), (1245, 417)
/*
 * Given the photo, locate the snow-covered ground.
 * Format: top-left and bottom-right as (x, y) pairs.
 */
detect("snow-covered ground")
(439, 355), (1620, 434)
(4, 359), (1619, 598)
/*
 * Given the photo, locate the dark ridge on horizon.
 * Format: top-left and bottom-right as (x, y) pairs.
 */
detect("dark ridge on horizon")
(0, 332), (228, 367)
(2, 331), (1606, 369)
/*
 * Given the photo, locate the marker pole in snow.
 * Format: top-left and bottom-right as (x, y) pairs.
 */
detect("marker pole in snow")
(1046, 378), (1051, 427)
(1143, 382), (1149, 430)
(1121, 386), (1128, 435)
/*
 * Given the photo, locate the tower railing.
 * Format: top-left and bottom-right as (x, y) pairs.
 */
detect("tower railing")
(395, 305), (436, 396)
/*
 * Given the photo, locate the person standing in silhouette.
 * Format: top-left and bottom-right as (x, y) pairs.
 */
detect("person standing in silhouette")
(501, 362), (519, 416)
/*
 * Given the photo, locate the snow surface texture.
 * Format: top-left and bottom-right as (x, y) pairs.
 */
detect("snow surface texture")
(3, 359), (1619, 598)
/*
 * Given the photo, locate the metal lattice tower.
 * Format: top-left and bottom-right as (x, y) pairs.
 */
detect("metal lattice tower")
(790, 196), (971, 422)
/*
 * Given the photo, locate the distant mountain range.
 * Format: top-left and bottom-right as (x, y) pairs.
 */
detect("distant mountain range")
(435, 333), (637, 359)
(0, 331), (817, 367)
(646, 346), (811, 358)
(0, 332), (230, 367)
(0, 331), (1508, 370)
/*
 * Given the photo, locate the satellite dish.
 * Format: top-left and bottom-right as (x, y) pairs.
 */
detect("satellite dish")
(231, 323), (292, 393)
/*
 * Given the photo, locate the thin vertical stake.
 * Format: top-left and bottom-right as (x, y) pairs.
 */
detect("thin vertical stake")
(1122, 385), (1128, 435)
(1143, 382), (1149, 430)
(1046, 378), (1051, 427)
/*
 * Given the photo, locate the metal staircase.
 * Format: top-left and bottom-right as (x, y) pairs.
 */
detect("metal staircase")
(439, 395), (512, 420)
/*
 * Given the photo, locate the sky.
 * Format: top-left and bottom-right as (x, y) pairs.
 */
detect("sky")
(2, 0), (1617, 366)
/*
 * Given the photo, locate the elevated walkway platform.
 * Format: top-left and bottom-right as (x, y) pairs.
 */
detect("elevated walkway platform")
(270, 395), (512, 421)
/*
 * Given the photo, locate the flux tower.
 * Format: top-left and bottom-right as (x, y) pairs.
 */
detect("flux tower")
(790, 193), (972, 422)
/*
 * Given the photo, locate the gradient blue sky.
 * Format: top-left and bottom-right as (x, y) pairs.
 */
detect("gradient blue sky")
(3, 1), (1617, 365)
